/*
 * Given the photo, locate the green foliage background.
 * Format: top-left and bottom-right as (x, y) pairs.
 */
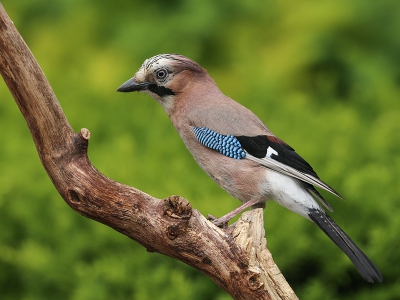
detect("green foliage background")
(1, 0), (399, 299)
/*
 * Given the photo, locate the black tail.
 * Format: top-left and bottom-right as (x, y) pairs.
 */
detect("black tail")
(308, 208), (382, 283)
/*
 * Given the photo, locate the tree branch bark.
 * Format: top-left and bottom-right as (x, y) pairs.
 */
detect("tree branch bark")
(0, 4), (297, 299)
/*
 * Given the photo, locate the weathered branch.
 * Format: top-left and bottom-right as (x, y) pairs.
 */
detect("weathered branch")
(0, 4), (297, 300)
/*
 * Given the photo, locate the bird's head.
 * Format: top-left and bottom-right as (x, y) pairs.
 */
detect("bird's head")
(117, 54), (206, 114)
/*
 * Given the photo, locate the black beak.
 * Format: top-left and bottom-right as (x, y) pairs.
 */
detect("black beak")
(117, 77), (150, 92)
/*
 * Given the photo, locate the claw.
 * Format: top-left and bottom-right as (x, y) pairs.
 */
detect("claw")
(206, 214), (217, 221)
(207, 214), (229, 228)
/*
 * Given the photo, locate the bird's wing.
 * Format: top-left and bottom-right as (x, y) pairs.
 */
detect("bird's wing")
(236, 135), (342, 201)
(190, 126), (341, 210)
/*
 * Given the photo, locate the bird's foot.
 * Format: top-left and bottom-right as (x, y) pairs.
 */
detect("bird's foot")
(207, 214), (229, 228)
(206, 214), (217, 221)
(207, 199), (263, 228)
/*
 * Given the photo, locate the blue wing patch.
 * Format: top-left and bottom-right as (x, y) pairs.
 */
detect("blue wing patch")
(191, 127), (246, 159)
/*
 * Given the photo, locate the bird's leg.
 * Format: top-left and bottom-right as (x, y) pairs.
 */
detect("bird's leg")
(210, 198), (263, 227)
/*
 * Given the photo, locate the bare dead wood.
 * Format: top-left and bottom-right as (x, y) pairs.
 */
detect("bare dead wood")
(0, 4), (297, 300)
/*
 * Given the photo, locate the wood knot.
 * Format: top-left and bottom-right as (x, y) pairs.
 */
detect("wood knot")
(74, 128), (91, 151)
(163, 195), (192, 220)
(68, 189), (82, 203)
(247, 273), (264, 290)
(202, 256), (212, 265)
(166, 224), (183, 240)
(79, 128), (91, 140)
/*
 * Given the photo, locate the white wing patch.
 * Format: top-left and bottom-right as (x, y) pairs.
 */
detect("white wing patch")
(266, 146), (278, 157)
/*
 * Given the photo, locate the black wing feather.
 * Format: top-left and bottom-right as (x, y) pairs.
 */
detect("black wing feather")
(235, 135), (270, 158)
(236, 135), (319, 179)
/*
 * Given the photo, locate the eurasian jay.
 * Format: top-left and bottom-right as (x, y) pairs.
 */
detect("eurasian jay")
(117, 54), (382, 283)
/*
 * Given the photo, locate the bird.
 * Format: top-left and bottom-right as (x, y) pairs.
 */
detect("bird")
(117, 53), (382, 283)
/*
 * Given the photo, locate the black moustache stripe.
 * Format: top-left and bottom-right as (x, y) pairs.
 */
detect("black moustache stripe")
(148, 84), (175, 97)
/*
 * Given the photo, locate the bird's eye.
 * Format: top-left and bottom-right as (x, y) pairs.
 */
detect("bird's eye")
(155, 68), (168, 80)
